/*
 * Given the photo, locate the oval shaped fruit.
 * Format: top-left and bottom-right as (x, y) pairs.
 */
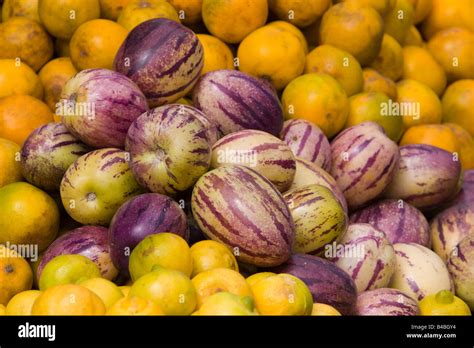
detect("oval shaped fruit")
(369, 34), (403, 82)
(280, 119), (331, 171)
(109, 193), (188, 276)
(330, 122), (400, 210)
(99, 0), (133, 21)
(196, 34), (234, 75)
(399, 124), (460, 155)
(350, 199), (430, 246)
(117, 0), (179, 31)
(419, 290), (471, 316)
(0, 138), (22, 188)
(449, 170), (474, 208)
(421, 0), (473, 39)
(404, 26), (424, 46)
(0, 59), (42, 99)
(190, 240), (239, 277)
(20, 123), (90, 191)
(114, 18), (203, 107)
(60, 148), (143, 225)
(383, 0), (414, 44)
(445, 124), (474, 171)
(269, 0), (330, 27)
(211, 130), (296, 192)
(0, 246), (33, 305)
(59, 68), (148, 149)
(271, 253), (357, 315)
(284, 184), (347, 255)
(191, 165), (294, 267)
(442, 80), (474, 137)
(390, 243), (452, 301)
(447, 233), (474, 309)
(384, 144), (461, 211)
(37, 226), (118, 281)
(356, 288), (419, 316)
(192, 292), (255, 316)
(126, 104), (212, 195)
(311, 303), (341, 316)
(331, 223), (396, 292)
(193, 69), (284, 136)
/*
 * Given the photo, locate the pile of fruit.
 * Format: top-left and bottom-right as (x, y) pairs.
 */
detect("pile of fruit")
(0, 0), (473, 316)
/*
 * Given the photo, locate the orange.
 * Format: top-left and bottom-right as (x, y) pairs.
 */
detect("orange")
(337, 0), (396, 16)
(427, 28), (474, 82)
(0, 138), (22, 188)
(0, 95), (54, 145)
(0, 17), (53, 72)
(369, 34), (403, 81)
(402, 46), (447, 96)
(2, 0), (40, 22)
(246, 272), (276, 288)
(305, 44), (363, 96)
(119, 286), (131, 297)
(99, 0), (132, 20)
(78, 278), (123, 309)
(444, 123), (474, 170)
(38, 0), (101, 40)
(0, 182), (59, 252)
(407, 0), (432, 24)
(193, 292), (255, 315)
(421, 0), (474, 40)
(237, 23), (306, 90)
(404, 26), (423, 47)
(399, 124), (460, 155)
(202, 0), (267, 44)
(39, 58), (78, 112)
(442, 80), (474, 137)
(282, 73), (349, 138)
(269, 21), (308, 54)
(0, 59), (43, 99)
(54, 38), (71, 57)
(268, 0), (330, 28)
(396, 79), (442, 128)
(117, 0), (180, 32)
(190, 240), (239, 277)
(311, 303), (342, 316)
(31, 284), (106, 315)
(383, 0), (414, 45)
(362, 68), (398, 100)
(106, 296), (164, 315)
(168, 0), (203, 25)
(196, 34), (234, 76)
(70, 19), (128, 71)
(192, 268), (253, 308)
(319, 2), (384, 66)
(6, 290), (41, 315)
(0, 245), (33, 305)
(419, 290), (471, 316)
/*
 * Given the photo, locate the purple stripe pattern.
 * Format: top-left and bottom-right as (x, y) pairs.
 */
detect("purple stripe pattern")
(447, 233), (474, 309)
(355, 288), (419, 316)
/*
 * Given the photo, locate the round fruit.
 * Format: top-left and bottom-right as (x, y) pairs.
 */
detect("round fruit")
(421, 0), (474, 39)
(31, 284), (105, 315)
(0, 95), (54, 145)
(447, 233), (474, 309)
(0, 138), (22, 188)
(38, 0), (101, 40)
(383, 0), (414, 44)
(193, 292), (255, 316)
(190, 240), (239, 277)
(39, 254), (101, 290)
(5, 290), (41, 315)
(362, 67), (398, 100)
(196, 34), (234, 75)
(106, 296), (164, 315)
(319, 2), (384, 66)
(0, 182), (59, 251)
(407, 0), (432, 23)
(311, 303), (341, 316)
(246, 272), (276, 288)
(167, 0), (202, 25)
(399, 124), (460, 155)
(268, 0), (330, 27)
(115, 18), (203, 107)
(305, 44), (363, 97)
(282, 73), (349, 138)
(0, 17), (53, 71)
(369, 34), (403, 81)
(269, 21), (308, 54)
(117, 0), (179, 31)
(2, 0), (40, 22)
(0, 246), (33, 305)
(119, 286), (131, 297)
(78, 277), (123, 309)
(338, 0), (396, 16)
(202, 0), (267, 44)
(404, 26), (424, 46)
(0, 59), (43, 98)
(99, 0), (132, 20)
(444, 123), (474, 170)
(419, 290), (471, 316)
(442, 80), (474, 137)
(356, 288), (420, 315)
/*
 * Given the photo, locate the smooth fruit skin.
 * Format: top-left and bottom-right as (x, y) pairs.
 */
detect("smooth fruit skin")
(269, 0), (330, 28)
(193, 292), (255, 316)
(419, 290), (471, 316)
(5, 290), (41, 315)
(167, 0), (202, 25)
(60, 69), (149, 149)
(126, 104), (212, 195)
(109, 193), (188, 277)
(60, 148), (143, 225)
(445, 123), (474, 170)
(356, 288), (419, 316)
(311, 303), (341, 316)
(117, 0), (180, 31)
(369, 34), (403, 82)
(190, 240), (239, 277)
(196, 34), (234, 75)
(191, 165), (295, 267)
(20, 122), (91, 191)
(2, 0), (41, 22)
(442, 80), (474, 137)
(0, 59), (43, 99)
(0, 138), (22, 188)
(78, 277), (123, 309)
(114, 18), (204, 107)
(106, 296), (164, 316)
(421, 0), (474, 39)
(193, 69), (284, 137)
(447, 233), (474, 309)
(99, 0), (133, 21)
(399, 124), (460, 155)
(0, 246), (33, 305)
(0, 182), (59, 252)
(362, 68), (398, 100)
(383, 0), (414, 44)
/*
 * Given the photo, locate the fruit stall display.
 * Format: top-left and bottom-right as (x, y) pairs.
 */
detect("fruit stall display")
(0, 0), (473, 317)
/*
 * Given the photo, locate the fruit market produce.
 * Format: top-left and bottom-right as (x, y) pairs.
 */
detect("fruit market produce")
(0, 0), (473, 318)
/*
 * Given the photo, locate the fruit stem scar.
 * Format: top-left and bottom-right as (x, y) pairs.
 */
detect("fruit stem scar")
(86, 192), (97, 202)
(4, 264), (14, 273)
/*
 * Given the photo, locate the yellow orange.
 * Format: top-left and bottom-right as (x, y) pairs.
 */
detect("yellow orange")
(196, 34), (234, 76)
(106, 296), (164, 315)
(6, 290), (41, 315)
(117, 0), (180, 31)
(400, 124), (460, 155)
(0, 245), (33, 305)
(362, 68), (398, 100)
(190, 240), (239, 277)
(442, 80), (474, 136)
(0, 138), (22, 188)
(0, 59), (43, 99)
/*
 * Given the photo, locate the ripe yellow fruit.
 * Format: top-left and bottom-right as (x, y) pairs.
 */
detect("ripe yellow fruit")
(0, 138), (22, 188)
(99, 0), (132, 21)
(444, 123), (474, 170)
(78, 278), (124, 309)
(106, 296), (164, 315)
(268, 0), (331, 28)
(399, 124), (460, 155)
(246, 272), (276, 288)
(311, 303), (341, 316)
(0, 245), (33, 305)
(370, 34), (404, 81)
(419, 290), (471, 316)
(196, 34), (234, 76)
(362, 68), (398, 100)
(442, 80), (474, 137)
(0, 59), (43, 99)
(167, 0), (203, 25)
(383, 0), (414, 45)
(190, 240), (239, 277)
(403, 26), (423, 47)
(117, 0), (180, 32)
(2, 0), (40, 22)
(6, 290), (41, 315)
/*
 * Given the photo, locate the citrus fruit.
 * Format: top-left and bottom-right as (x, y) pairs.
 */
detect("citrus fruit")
(190, 240), (239, 277)
(246, 272), (276, 288)
(419, 290), (471, 316)
(167, 0), (203, 25)
(383, 0), (414, 44)
(311, 303), (342, 316)
(0, 304), (5, 315)
(117, 0), (179, 32)
(444, 123), (474, 170)
(421, 0), (474, 39)
(268, 20), (309, 54)
(2, 0), (40, 22)
(268, 0), (330, 28)
(106, 295), (164, 315)
(196, 34), (234, 76)
(369, 34), (403, 81)
(193, 292), (255, 316)
(0, 182), (59, 251)
(404, 25), (423, 47)
(442, 80), (474, 136)
(31, 284), (106, 315)
(0, 245), (33, 305)
(78, 277), (123, 309)
(5, 290), (41, 315)
(99, 0), (132, 20)
(0, 138), (22, 188)
(399, 124), (460, 155)
(338, 0), (396, 16)
(362, 67), (398, 100)
(119, 286), (131, 297)
(0, 59), (43, 99)
(407, 0), (432, 24)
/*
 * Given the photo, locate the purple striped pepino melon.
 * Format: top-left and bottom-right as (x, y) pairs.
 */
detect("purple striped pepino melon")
(389, 243), (453, 301)
(60, 148), (144, 225)
(37, 226), (118, 281)
(271, 253), (357, 315)
(284, 184), (347, 255)
(114, 18), (203, 107)
(126, 104), (212, 195)
(290, 157), (348, 213)
(108, 193), (189, 277)
(59, 69), (149, 149)
(211, 129), (296, 192)
(330, 122), (400, 210)
(448, 233), (474, 309)
(20, 123), (91, 191)
(350, 199), (430, 247)
(330, 223), (396, 292)
(447, 170), (474, 209)
(384, 144), (462, 211)
(356, 288), (420, 316)
(191, 165), (294, 267)
(431, 204), (474, 262)
(280, 119), (331, 171)
(192, 69), (284, 136)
